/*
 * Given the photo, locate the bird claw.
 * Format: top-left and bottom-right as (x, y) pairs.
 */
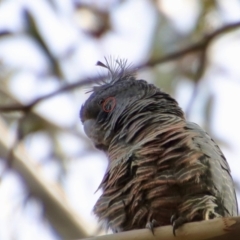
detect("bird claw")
(146, 219), (157, 235)
(170, 214), (177, 225)
(171, 214), (187, 236)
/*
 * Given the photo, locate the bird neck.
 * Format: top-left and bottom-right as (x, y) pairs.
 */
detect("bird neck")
(107, 114), (185, 169)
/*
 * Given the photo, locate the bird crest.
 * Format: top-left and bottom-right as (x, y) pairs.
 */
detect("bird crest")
(96, 56), (136, 85)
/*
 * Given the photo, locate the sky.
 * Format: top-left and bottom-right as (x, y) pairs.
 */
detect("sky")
(0, 0), (240, 239)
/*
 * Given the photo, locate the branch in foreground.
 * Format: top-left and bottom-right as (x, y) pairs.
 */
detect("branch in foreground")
(0, 116), (88, 239)
(1, 21), (240, 113)
(81, 217), (240, 240)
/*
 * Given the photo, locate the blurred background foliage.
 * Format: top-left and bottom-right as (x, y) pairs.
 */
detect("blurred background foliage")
(0, 0), (240, 239)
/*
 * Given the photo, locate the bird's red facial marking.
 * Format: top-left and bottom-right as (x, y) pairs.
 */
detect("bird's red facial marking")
(102, 97), (116, 112)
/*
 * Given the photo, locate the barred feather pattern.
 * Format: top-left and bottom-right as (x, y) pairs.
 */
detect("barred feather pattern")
(80, 59), (238, 233)
(94, 115), (238, 232)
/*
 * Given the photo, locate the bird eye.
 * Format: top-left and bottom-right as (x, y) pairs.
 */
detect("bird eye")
(102, 97), (116, 112)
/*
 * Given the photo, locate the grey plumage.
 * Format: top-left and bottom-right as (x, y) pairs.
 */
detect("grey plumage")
(80, 58), (238, 234)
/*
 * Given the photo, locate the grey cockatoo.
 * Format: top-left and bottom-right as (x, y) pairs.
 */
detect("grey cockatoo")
(80, 58), (238, 235)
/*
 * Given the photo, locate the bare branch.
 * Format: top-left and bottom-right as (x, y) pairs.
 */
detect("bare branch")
(0, 21), (240, 113)
(138, 21), (240, 68)
(80, 217), (240, 240)
(0, 76), (104, 112)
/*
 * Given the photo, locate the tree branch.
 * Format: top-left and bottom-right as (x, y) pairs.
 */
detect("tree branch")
(0, 21), (240, 113)
(139, 20), (240, 68)
(80, 217), (240, 240)
(0, 116), (88, 239)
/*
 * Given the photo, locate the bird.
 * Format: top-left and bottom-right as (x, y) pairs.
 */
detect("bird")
(80, 58), (238, 235)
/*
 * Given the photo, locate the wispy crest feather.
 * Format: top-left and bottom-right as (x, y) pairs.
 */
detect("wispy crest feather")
(96, 56), (136, 85)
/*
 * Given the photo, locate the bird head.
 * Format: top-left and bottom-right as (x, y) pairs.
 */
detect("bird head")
(80, 58), (184, 152)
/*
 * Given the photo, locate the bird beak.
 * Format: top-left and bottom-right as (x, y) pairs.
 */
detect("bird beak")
(83, 119), (96, 139)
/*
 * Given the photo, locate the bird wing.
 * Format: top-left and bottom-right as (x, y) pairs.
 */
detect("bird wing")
(186, 121), (238, 216)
